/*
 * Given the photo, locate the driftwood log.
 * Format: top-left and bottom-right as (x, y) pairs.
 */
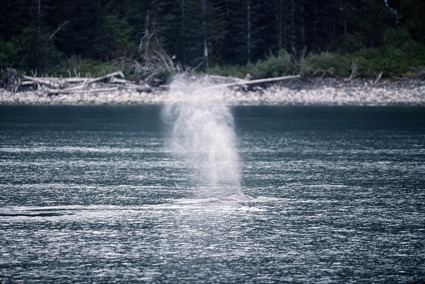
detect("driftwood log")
(5, 70), (301, 95)
(17, 71), (150, 95)
(207, 75), (301, 89)
(4, 68), (21, 92)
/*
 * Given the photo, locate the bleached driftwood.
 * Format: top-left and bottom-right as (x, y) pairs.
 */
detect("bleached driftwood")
(10, 71), (298, 95)
(372, 71), (384, 85)
(209, 75), (247, 84)
(84, 71), (125, 85)
(344, 61), (358, 82)
(23, 75), (63, 89)
(22, 71), (125, 89)
(46, 87), (118, 95)
(18, 71), (143, 95)
(207, 75), (300, 89)
(5, 68), (21, 92)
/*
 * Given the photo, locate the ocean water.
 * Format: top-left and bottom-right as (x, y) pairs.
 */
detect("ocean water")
(0, 105), (424, 283)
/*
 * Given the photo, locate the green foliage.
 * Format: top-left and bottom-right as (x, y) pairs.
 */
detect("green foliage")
(1, 0), (425, 79)
(298, 52), (351, 77)
(248, 50), (295, 79)
(97, 14), (137, 60)
(31, 29), (66, 72)
(399, 0), (425, 44)
(0, 40), (21, 68)
(351, 37), (425, 78)
(208, 65), (248, 79)
(54, 56), (119, 77)
(330, 34), (365, 53)
(383, 27), (411, 48)
(212, 51), (351, 79)
(0, 27), (34, 69)
(210, 45), (425, 80)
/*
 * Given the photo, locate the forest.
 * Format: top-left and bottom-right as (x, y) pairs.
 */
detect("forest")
(1, 0), (425, 81)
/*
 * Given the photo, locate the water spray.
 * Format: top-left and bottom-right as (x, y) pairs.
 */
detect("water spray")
(163, 74), (247, 199)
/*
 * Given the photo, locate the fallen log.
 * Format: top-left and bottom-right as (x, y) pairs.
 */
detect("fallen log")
(32, 77), (89, 84)
(23, 75), (62, 89)
(206, 75), (300, 89)
(47, 87), (118, 95)
(372, 71), (384, 85)
(109, 77), (128, 84)
(22, 76), (90, 89)
(3, 69), (151, 95)
(84, 71), (125, 85)
(6, 71), (300, 96)
(209, 75), (247, 84)
(21, 71), (127, 91)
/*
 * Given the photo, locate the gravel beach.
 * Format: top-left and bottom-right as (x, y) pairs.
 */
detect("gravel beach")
(1, 78), (424, 105)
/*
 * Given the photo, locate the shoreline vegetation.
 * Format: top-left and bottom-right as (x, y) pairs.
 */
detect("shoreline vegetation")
(1, 69), (424, 106)
(2, 47), (425, 105)
(1, 41), (425, 106)
(1, 1), (425, 105)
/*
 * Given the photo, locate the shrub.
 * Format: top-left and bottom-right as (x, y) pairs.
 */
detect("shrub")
(383, 27), (411, 48)
(298, 52), (351, 77)
(0, 27), (34, 70)
(248, 50), (296, 79)
(54, 56), (119, 77)
(208, 64), (248, 79)
(351, 43), (425, 78)
(331, 34), (365, 53)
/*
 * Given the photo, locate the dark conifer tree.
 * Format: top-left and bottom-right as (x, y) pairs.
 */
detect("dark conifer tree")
(1, 0), (424, 72)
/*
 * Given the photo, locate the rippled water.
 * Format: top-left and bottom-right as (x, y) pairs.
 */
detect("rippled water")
(1, 105), (424, 283)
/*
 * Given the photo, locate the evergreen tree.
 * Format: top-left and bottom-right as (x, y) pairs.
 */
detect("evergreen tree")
(347, 0), (396, 48)
(398, 0), (425, 44)
(0, 0), (33, 68)
(1, 0), (424, 73)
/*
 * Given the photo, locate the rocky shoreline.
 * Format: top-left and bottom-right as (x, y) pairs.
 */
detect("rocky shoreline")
(1, 78), (425, 106)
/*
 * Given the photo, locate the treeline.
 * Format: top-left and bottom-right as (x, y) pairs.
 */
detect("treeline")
(1, 0), (425, 79)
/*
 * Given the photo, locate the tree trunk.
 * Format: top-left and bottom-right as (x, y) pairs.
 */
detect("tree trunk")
(180, 0), (186, 64)
(207, 75), (301, 89)
(202, 0), (209, 69)
(246, 0), (251, 63)
(35, 0), (41, 70)
(144, 10), (150, 58)
(277, 0), (283, 50)
(290, 0), (295, 50)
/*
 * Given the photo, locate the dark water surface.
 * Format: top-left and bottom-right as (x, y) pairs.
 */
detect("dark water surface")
(1, 105), (424, 283)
